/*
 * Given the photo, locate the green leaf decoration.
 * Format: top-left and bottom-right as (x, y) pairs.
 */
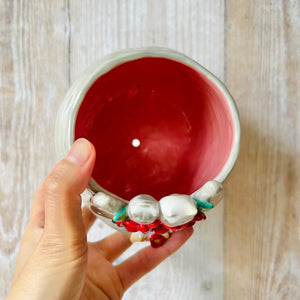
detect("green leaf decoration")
(113, 206), (128, 222)
(193, 198), (214, 210)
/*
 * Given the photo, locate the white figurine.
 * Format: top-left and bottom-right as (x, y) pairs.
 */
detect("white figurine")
(92, 181), (222, 231)
(127, 194), (160, 224)
(192, 180), (223, 208)
(159, 194), (198, 226)
(91, 192), (124, 214)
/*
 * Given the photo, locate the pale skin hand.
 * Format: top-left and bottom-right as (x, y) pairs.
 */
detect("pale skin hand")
(6, 138), (193, 300)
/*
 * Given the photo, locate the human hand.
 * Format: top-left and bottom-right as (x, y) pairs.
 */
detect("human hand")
(7, 138), (193, 300)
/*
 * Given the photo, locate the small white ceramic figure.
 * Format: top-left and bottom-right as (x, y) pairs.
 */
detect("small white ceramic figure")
(192, 180), (223, 209)
(159, 194), (198, 227)
(127, 194), (160, 224)
(91, 181), (223, 228)
(91, 192), (124, 214)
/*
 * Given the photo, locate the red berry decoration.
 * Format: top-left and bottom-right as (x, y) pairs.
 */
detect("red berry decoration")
(123, 220), (140, 232)
(150, 234), (166, 248)
(147, 220), (161, 229)
(139, 224), (149, 234)
(186, 221), (196, 228)
(193, 212), (206, 221)
(154, 224), (169, 235)
(115, 221), (124, 227)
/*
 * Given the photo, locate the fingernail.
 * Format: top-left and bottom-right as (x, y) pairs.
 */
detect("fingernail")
(65, 138), (92, 166)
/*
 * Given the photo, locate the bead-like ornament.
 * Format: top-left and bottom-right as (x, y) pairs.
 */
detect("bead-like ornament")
(192, 180), (223, 210)
(91, 192), (124, 214)
(127, 194), (159, 224)
(159, 194), (198, 226)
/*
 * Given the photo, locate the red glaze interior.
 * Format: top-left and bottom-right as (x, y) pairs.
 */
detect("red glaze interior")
(75, 57), (234, 200)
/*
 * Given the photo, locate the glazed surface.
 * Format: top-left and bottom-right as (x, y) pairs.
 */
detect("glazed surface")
(75, 57), (234, 200)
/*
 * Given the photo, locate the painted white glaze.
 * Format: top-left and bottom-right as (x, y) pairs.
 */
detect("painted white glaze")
(159, 194), (198, 226)
(127, 195), (159, 224)
(91, 192), (124, 214)
(192, 180), (224, 208)
(55, 47), (240, 196)
(54, 48), (240, 233)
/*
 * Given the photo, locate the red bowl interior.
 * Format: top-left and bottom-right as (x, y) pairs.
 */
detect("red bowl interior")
(75, 57), (234, 200)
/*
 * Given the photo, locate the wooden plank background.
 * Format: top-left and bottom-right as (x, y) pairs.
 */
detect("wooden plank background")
(0, 0), (299, 299)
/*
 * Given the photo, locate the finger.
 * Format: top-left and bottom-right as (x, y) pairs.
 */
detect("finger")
(82, 206), (97, 231)
(90, 231), (131, 262)
(12, 225), (44, 283)
(29, 159), (67, 229)
(29, 187), (46, 229)
(28, 163), (63, 229)
(41, 138), (96, 235)
(116, 227), (193, 290)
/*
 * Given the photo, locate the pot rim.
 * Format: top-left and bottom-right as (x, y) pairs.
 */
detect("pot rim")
(55, 47), (241, 203)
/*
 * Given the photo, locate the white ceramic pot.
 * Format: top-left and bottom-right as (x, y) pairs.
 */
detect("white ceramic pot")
(55, 47), (240, 247)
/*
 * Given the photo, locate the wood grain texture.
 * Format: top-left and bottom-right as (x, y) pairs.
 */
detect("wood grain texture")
(225, 0), (300, 299)
(70, 1), (225, 299)
(0, 0), (70, 297)
(0, 0), (299, 299)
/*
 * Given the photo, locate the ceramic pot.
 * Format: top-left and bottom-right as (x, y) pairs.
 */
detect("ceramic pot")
(55, 47), (240, 247)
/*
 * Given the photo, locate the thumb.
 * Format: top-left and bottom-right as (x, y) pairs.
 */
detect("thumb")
(42, 138), (96, 235)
